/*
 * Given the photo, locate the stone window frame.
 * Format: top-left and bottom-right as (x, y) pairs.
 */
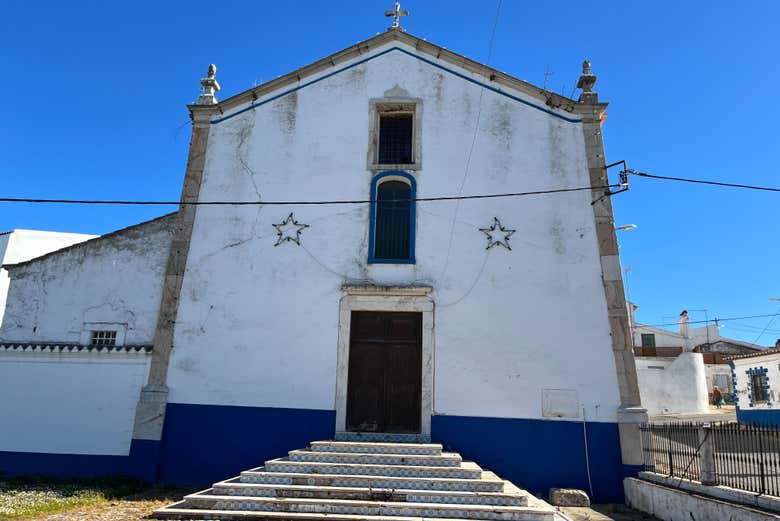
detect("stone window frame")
(367, 98), (423, 172)
(334, 285), (434, 441)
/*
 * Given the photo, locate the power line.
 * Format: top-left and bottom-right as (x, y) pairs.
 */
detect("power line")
(753, 306), (780, 344)
(628, 171), (780, 193)
(0, 184), (618, 206)
(645, 312), (780, 328)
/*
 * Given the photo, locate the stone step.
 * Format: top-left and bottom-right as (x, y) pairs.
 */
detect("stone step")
(211, 479), (527, 506)
(310, 440), (442, 456)
(334, 432), (430, 443)
(239, 468), (505, 492)
(264, 458), (482, 479)
(178, 493), (555, 521)
(290, 449), (461, 467)
(154, 505), (555, 521)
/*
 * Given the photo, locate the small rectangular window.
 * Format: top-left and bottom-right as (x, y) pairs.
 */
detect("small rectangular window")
(90, 330), (117, 347)
(378, 113), (413, 164)
(641, 333), (656, 348)
(751, 374), (769, 403)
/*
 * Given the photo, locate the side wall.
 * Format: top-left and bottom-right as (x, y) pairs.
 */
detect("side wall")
(0, 215), (174, 345)
(635, 354), (709, 416)
(0, 216), (174, 481)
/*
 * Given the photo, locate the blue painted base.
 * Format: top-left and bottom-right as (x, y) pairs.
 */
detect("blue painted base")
(736, 408), (780, 427)
(156, 403), (336, 486)
(1, 404), (633, 504)
(431, 415), (627, 503)
(0, 439), (158, 481)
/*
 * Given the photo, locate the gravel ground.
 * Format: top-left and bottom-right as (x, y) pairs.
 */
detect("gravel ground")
(0, 483), (187, 521)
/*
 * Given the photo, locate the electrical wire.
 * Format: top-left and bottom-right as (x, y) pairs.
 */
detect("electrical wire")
(753, 306), (780, 344)
(645, 312), (780, 328)
(628, 171), (780, 193)
(0, 184), (619, 206)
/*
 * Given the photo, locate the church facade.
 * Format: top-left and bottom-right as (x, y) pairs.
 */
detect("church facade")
(0, 28), (644, 502)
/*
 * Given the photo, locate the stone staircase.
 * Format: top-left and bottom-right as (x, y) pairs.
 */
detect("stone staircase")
(152, 440), (559, 520)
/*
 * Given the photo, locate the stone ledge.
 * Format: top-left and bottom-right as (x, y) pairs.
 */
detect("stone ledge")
(639, 471), (780, 513)
(341, 285), (432, 297)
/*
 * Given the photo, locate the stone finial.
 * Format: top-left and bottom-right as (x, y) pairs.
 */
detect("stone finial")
(576, 59), (598, 103)
(197, 63), (221, 105)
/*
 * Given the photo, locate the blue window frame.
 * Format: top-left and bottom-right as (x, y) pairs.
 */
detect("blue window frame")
(368, 171), (416, 264)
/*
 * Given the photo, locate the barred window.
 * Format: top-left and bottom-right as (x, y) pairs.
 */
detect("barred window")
(90, 330), (117, 347)
(378, 113), (413, 164)
(751, 374), (769, 403)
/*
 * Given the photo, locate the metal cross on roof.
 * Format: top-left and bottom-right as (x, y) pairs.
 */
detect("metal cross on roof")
(385, 1), (409, 29)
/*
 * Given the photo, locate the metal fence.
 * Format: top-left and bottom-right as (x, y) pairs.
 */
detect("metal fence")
(712, 422), (780, 496)
(641, 422), (780, 497)
(641, 422), (702, 481)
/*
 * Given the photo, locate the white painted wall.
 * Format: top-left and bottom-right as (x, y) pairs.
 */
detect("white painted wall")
(0, 349), (150, 455)
(705, 363), (733, 395)
(0, 215), (174, 345)
(635, 353), (709, 416)
(633, 324), (685, 349)
(732, 351), (780, 411)
(0, 230), (95, 328)
(168, 41), (622, 423)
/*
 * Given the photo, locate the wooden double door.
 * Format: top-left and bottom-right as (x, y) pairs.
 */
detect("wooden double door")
(346, 311), (422, 433)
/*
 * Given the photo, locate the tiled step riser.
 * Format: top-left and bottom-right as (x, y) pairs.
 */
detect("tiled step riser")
(211, 485), (526, 506)
(265, 462), (481, 479)
(155, 508), (555, 521)
(334, 432), (430, 444)
(239, 472), (504, 492)
(184, 497), (545, 521)
(310, 441), (442, 456)
(290, 451), (460, 467)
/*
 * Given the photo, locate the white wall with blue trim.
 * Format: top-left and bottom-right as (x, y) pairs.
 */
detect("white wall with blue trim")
(0, 39), (632, 502)
(164, 40), (627, 501)
(731, 350), (780, 427)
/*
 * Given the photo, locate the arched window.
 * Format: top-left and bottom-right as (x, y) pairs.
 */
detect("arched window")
(368, 172), (416, 264)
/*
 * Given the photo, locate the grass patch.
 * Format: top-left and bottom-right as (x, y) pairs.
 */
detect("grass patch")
(0, 475), (145, 519)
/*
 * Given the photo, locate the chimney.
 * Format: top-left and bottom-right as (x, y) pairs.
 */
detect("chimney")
(678, 310), (690, 335)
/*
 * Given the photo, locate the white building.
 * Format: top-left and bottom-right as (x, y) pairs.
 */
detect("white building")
(630, 303), (764, 415)
(0, 28), (645, 503)
(728, 348), (780, 426)
(0, 229), (95, 327)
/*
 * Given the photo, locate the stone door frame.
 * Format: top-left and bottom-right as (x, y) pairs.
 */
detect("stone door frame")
(335, 285), (434, 440)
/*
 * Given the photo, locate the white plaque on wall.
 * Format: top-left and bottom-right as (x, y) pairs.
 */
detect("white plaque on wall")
(541, 388), (580, 419)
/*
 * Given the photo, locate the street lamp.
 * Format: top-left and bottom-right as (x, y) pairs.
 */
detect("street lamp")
(616, 224), (637, 232)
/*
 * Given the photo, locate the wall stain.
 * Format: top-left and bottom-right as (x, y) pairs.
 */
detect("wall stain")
(550, 216), (566, 255)
(273, 91), (298, 134)
(488, 99), (513, 151)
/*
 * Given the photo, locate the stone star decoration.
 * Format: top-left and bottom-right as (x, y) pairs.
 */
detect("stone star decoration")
(479, 217), (516, 250)
(272, 213), (309, 246)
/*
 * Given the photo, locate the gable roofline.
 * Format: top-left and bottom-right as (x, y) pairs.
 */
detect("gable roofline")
(194, 28), (606, 124)
(3, 212), (177, 270)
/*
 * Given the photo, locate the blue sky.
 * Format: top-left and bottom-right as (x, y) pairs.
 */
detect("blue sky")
(2, 1), (778, 344)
